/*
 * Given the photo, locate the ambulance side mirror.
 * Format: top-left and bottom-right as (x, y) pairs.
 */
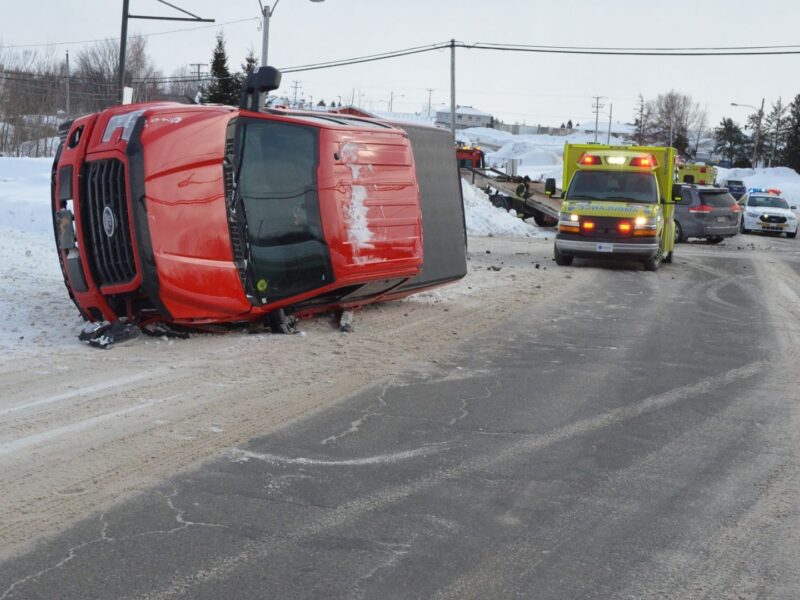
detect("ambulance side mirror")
(544, 178), (557, 197)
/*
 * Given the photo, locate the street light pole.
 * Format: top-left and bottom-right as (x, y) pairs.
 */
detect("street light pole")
(260, 0), (325, 68)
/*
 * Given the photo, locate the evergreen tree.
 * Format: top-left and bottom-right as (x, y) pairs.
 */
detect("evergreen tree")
(567, 119), (573, 129)
(672, 129), (690, 155)
(230, 49), (258, 104)
(317, 99), (327, 107)
(714, 118), (749, 165)
(745, 110), (769, 166)
(764, 98), (790, 166)
(781, 95), (800, 172)
(206, 33), (238, 105)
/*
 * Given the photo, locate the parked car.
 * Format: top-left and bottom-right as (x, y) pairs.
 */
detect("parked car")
(673, 184), (740, 244)
(739, 190), (798, 238)
(720, 178), (747, 200)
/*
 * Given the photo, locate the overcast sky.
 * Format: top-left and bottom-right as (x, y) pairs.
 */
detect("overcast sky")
(2, 0), (799, 129)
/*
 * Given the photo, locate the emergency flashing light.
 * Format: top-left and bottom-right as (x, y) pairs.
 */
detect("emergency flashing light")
(747, 187), (781, 195)
(578, 154), (602, 165)
(629, 155), (658, 168)
(618, 222), (632, 233)
(582, 221), (596, 231)
(607, 156), (626, 165)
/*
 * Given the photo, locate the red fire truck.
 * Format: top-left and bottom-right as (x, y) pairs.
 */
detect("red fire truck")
(52, 67), (466, 344)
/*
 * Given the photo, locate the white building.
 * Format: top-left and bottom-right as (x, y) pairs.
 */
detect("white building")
(434, 105), (494, 130)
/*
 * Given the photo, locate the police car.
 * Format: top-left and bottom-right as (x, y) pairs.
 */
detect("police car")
(739, 189), (798, 239)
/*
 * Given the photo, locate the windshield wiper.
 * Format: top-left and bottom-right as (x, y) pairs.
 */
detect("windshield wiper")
(568, 195), (603, 200)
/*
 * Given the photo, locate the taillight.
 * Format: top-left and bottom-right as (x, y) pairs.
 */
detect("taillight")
(731, 204), (741, 212)
(578, 154), (602, 165)
(689, 204), (713, 214)
(630, 155), (658, 168)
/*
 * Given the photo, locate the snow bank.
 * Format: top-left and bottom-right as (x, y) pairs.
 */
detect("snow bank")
(462, 179), (548, 238)
(0, 157), (54, 235)
(718, 166), (800, 210)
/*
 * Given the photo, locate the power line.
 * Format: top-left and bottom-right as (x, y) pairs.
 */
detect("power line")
(0, 17), (258, 49)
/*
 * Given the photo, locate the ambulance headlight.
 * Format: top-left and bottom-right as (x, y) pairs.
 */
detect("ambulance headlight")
(634, 216), (656, 229)
(569, 213), (579, 222)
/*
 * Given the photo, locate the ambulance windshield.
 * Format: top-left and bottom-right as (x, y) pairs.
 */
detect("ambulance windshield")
(567, 171), (658, 203)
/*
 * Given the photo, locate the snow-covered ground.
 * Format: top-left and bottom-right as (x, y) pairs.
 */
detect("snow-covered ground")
(0, 156), (547, 355)
(462, 179), (549, 239)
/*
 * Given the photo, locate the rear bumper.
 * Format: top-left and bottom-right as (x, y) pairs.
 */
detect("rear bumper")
(555, 238), (658, 257)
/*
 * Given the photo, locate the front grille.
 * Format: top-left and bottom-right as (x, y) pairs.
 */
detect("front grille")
(760, 214), (787, 223)
(80, 159), (137, 286)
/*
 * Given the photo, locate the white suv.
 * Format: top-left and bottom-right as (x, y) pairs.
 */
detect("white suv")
(739, 192), (798, 239)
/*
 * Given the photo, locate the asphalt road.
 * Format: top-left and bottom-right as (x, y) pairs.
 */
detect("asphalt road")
(3, 234), (800, 599)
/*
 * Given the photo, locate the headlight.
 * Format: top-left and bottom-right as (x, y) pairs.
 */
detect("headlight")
(102, 109), (146, 143)
(569, 213), (579, 222)
(634, 216), (656, 229)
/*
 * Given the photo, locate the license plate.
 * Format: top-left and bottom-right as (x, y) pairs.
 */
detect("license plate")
(717, 216), (727, 222)
(596, 243), (614, 252)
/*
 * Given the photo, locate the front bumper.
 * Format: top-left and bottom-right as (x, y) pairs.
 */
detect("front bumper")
(555, 238), (658, 258)
(743, 216), (798, 233)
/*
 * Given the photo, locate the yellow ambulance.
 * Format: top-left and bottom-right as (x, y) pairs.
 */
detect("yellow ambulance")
(554, 144), (677, 271)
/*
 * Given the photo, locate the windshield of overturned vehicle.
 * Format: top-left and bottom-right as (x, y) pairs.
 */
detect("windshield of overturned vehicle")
(236, 119), (333, 303)
(567, 171), (658, 203)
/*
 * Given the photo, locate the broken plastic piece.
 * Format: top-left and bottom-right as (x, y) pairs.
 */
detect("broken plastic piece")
(78, 320), (141, 349)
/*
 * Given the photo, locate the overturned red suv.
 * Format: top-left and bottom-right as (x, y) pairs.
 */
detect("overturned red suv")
(52, 68), (466, 341)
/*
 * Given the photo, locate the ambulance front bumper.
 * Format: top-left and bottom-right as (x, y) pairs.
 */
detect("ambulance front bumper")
(555, 238), (659, 257)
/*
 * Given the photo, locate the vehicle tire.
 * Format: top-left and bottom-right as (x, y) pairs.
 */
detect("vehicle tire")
(554, 246), (573, 266)
(643, 255), (660, 271)
(663, 250), (673, 264)
(674, 221), (684, 243)
(533, 210), (548, 227)
(707, 236), (724, 244)
(787, 230), (797, 239)
(740, 220), (750, 234)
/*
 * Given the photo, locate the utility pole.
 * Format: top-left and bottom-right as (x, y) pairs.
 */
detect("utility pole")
(118, 0), (213, 105)
(592, 96), (605, 143)
(189, 62), (207, 99)
(291, 80), (302, 106)
(752, 97), (765, 168)
(426, 88), (434, 118)
(450, 39), (456, 139)
(637, 98), (645, 144)
(65, 50), (71, 119)
(606, 103), (613, 145)
(770, 105), (782, 167)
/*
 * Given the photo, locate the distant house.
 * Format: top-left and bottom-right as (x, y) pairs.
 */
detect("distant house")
(434, 105), (494, 130)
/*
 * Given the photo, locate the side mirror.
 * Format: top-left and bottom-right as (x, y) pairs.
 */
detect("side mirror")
(792, 205), (798, 210)
(544, 178), (556, 197)
(239, 66), (282, 112)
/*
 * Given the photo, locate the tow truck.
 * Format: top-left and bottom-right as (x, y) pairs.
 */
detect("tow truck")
(460, 166), (561, 226)
(553, 144), (677, 271)
(51, 67), (467, 345)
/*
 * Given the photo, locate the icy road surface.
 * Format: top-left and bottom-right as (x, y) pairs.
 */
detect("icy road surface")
(2, 233), (800, 599)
